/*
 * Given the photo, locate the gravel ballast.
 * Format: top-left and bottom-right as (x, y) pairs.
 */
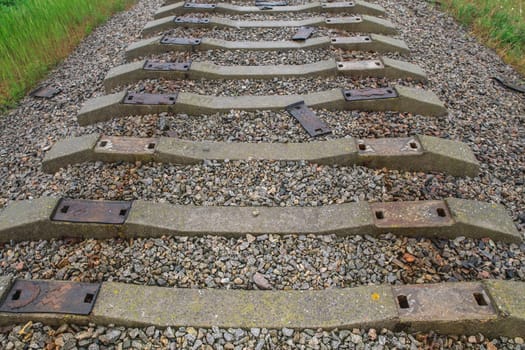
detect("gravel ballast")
(0, 0), (524, 347)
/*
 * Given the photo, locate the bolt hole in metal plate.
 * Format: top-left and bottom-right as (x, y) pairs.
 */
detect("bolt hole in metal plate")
(183, 2), (216, 8)
(285, 101), (331, 137)
(160, 36), (201, 46)
(0, 280), (101, 315)
(51, 199), (132, 224)
(322, 2), (355, 8)
(337, 60), (384, 71)
(96, 136), (159, 154)
(174, 17), (210, 24)
(292, 27), (315, 41)
(143, 60), (192, 72)
(392, 283), (496, 321)
(357, 137), (422, 156)
(123, 92), (178, 105)
(331, 36), (371, 44)
(343, 87), (398, 101)
(29, 86), (62, 99)
(370, 200), (454, 228)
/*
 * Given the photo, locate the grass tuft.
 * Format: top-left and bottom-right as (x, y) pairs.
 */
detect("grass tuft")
(0, 0), (137, 111)
(440, 0), (525, 76)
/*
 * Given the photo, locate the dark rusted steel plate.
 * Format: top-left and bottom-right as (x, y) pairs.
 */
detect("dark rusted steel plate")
(357, 137), (423, 156)
(322, 2), (355, 8)
(51, 199), (131, 224)
(370, 200), (454, 228)
(143, 60), (191, 71)
(331, 36), (372, 44)
(0, 280), (101, 315)
(183, 2), (216, 9)
(392, 283), (497, 321)
(123, 92), (178, 105)
(160, 36), (201, 46)
(95, 136), (159, 154)
(292, 27), (315, 41)
(174, 17), (210, 24)
(343, 87), (398, 102)
(29, 86), (61, 99)
(255, 1), (288, 6)
(337, 60), (384, 71)
(325, 16), (362, 24)
(286, 101), (331, 137)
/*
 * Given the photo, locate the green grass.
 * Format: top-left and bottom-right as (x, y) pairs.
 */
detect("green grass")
(440, 0), (525, 76)
(0, 0), (136, 110)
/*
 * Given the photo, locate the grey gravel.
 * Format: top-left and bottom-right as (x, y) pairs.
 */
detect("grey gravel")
(0, 0), (524, 347)
(1, 323), (524, 350)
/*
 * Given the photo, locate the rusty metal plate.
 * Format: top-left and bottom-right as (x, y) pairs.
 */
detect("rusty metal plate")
(160, 36), (201, 46)
(174, 17), (210, 24)
(183, 2), (216, 9)
(286, 101), (331, 137)
(357, 137), (423, 156)
(331, 36), (372, 45)
(143, 60), (191, 71)
(255, 1), (288, 6)
(392, 283), (497, 322)
(292, 27), (315, 41)
(325, 16), (362, 24)
(123, 92), (178, 105)
(337, 60), (384, 71)
(0, 280), (101, 315)
(95, 136), (159, 154)
(51, 199), (132, 224)
(29, 86), (61, 99)
(343, 87), (398, 102)
(370, 200), (454, 228)
(322, 2), (355, 9)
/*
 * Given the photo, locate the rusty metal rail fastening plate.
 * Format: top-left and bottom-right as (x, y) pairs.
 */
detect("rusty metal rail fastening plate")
(286, 101), (331, 137)
(51, 199), (132, 224)
(343, 87), (398, 102)
(370, 200), (454, 228)
(292, 27), (315, 41)
(0, 280), (101, 315)
(183, 2), (216, 9)
(357, 137), (423, 156)
(392, 283), (497, 321)
(29, 86), (61, 99)
(255, 1), (288, 6)
(123, 92), (178, 105)
(160, 36), (202, 46)
(96, 136), (159, 154)
(174, 17), (210, 24)
(143, 60), (191, 71)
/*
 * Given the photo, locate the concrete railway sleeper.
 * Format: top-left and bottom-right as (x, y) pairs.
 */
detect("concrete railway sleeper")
(125, 34), (410, 60)
(104, 57), (427, 91)
(77, 86), (446, 125)
(154, 1), (386, 19)
(42, 134), (479, 177)
(0, 277), (524, 338)
(0, 197), (519, 243)
(141, 15), (397, 37)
